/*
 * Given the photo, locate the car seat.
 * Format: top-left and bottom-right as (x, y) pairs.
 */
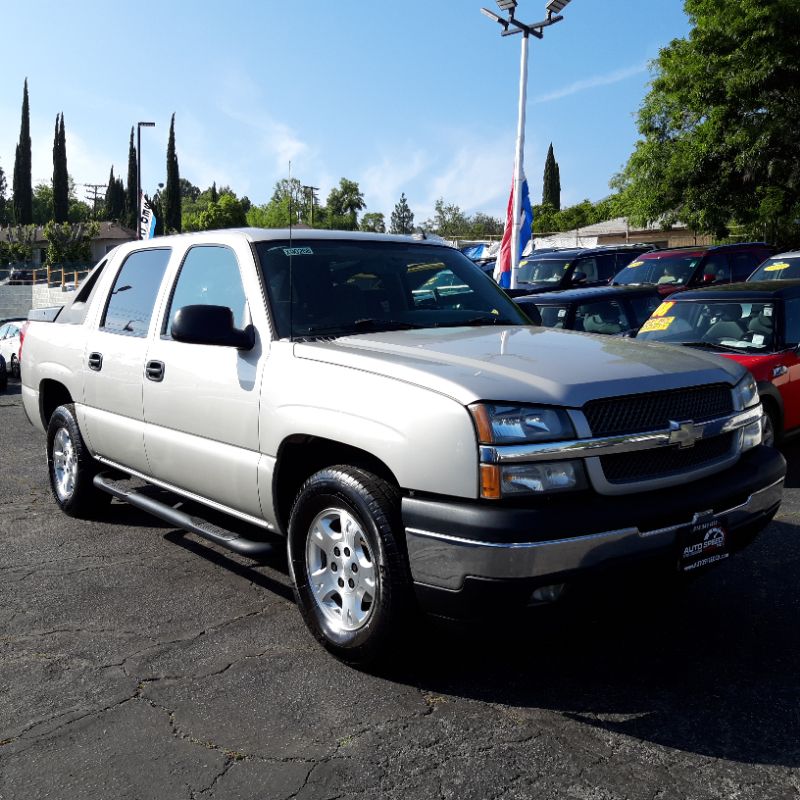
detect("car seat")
(747, 308), (774, 347)
(702, 306), (744, 341)
(582, 305), (623, 334)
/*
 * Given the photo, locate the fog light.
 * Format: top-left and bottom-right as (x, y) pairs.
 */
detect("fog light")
(500, 460), (586, 495)
(741, 418), (762, 451)
(529, 583), (565, 604)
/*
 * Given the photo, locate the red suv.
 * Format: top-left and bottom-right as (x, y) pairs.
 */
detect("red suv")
(636, 281), (800, 446)
(612, 243), (773, 297)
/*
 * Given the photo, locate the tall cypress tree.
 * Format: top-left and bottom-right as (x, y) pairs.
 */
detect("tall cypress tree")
(125, 127), (137, 230)
(0, 162), (7, 224)
(52, 113), (69, 222)
(103, 166), (116, 220)
(164, 113), (181, 233)
(12, 79), (33, 224)
(542, 142), (561, 211)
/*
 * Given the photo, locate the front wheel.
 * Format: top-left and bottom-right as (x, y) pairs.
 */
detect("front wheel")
(288, 466), (414, 666)
(47, 404), (111, 517)
(761, 405), (780, 448)
(10, 355), (19, 379)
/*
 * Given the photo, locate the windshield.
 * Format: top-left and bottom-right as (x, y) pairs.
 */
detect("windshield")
(749, 256), (800, 281)
(614, 254), (701, 287)
(637, 299), (777, 353)
(517, 258), (569, 284)
(255, 239), (530, 339)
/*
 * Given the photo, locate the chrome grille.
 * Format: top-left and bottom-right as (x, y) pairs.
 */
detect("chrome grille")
(601, 433), (736, 484)
(583, 384), (733, 437)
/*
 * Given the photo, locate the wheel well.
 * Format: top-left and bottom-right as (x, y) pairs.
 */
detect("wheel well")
(39, 380), (73, 428)
(273, 435), (399, 534)
(757, 385), (783, 430)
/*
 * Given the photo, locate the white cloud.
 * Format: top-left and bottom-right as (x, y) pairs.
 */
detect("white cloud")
(532, 63), (648, 104)
(360, 149), (430, 220)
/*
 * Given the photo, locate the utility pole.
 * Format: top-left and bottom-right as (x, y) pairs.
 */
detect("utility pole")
(82, 183), (107, 219)
(302, 185), (319, 225)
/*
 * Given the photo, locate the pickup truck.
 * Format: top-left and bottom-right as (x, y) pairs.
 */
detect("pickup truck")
(21, 229), (786, 665)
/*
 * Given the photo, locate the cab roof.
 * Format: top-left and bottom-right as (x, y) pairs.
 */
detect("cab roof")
(671, 280), (800, 301)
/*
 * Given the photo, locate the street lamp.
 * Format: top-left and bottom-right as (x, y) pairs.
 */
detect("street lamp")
(136, 121), (156, 239)
(481, 0), (571, 288)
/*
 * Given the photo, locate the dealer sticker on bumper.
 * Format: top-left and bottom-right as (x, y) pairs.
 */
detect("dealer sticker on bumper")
(679, 514), (729, 572)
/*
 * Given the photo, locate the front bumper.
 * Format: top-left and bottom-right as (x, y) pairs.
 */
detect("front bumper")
(403, 445), (785, 612)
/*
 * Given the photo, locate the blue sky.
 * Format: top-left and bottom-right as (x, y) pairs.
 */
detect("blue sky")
(0, 1), (690, 223)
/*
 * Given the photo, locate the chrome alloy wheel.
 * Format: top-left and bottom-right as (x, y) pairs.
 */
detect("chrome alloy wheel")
(306, 507), (377, 632)
(52, 427), (77, 502)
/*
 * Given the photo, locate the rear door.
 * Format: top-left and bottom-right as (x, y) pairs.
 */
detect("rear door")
(81, 247), (173, 473)
(141, 242), (266, 519)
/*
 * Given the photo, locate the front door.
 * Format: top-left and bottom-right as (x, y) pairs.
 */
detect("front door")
(142, 243), (265, 519)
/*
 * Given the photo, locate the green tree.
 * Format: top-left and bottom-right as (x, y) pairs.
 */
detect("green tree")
(43, 221), (100, 265)
(468, 212), (503, 238)
(0, 225), (36, 264)
(0, 161), (8, 224)
(125, 127), (137, 231)
(179, 178), (200, 202)
(326, 178), (365, 230)
(103, 166), (123, 221)
(12, 79), (33, 224)
(422, 198), (470, 238)
(359, 212), (385, 233)
(164, 113), (181, 233)
(197, 194), (248, 230)
(615, 0), (800, 245)
(542, 143), (561, 211)
(52, 113), (69, 222)
(32, 183), (54, 225)
(389, 193), (414, 234)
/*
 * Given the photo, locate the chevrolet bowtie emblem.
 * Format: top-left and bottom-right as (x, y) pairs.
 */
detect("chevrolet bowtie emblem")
(668, 420), (699, 448)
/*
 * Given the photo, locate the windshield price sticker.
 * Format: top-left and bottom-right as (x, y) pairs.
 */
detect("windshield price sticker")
(283, 247), (314, 256)
(557, 308), (567, 318)
(752, 333), (765, 346)
(640, 316), (674, 333)
(652, 301), (675, 318)
(764, 262), (790, 271)
(627, 261), (644, 268)
(764, 306), (773, 316)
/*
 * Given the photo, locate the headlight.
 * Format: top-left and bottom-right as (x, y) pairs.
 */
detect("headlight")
(469, 403), (575, 444)
(480, 460), (588, 499)
(733, 373), (759, 410)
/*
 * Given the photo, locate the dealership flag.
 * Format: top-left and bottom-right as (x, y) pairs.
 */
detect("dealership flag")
(493, 171), (533, 289)
(139, 192), (156, 240)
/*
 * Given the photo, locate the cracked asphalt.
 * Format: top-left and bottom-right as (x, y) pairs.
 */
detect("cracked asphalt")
(1, 379), (799, 800)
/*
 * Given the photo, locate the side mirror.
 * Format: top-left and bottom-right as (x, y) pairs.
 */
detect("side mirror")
(171, 304), (255, 350)
(702, 273), (716, 284)
(571, 271), (587, 285)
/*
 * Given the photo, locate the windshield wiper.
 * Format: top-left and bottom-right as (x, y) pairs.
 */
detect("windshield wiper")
(432, 315), (515, 328)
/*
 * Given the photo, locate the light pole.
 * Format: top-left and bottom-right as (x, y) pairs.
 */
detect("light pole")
(481, 0), (570, 288)
(136, 121), (156, 239)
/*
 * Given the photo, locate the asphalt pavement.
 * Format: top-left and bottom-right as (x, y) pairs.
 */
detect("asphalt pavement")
(1, 380), (799, 800)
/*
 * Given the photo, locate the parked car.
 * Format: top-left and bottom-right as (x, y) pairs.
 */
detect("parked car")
(514, 285), (662, 336)
(508, 244), (656, 296)
(8, 265), (35, 285)
(21, 230), (784, 665)
(612, 242), (773, 296)
(0, 319), (25, 378)
(636, 280), (800, 446)
(747, 251), (800, 282)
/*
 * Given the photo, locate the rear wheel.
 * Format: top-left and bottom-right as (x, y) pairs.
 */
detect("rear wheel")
(47, 404), (111, 517)
(288, 466), (414, 666)
(10, 355), (19, 379)
(0, 358), (7, 392)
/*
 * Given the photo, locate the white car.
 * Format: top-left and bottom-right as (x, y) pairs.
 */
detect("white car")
(0, 319), (25, 379)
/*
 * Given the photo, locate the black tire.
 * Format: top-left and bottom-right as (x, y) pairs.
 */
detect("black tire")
(287, 465), (414, 667)
(10, 355), (20, 380)
(761, 402), (781, 448)
(46, 403), (111, 518)
(0, 358), (7, 392)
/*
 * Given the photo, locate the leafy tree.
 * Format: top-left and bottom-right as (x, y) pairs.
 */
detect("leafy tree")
(0, 225), (36, 264)
(0, 161), (8, 224)
(359, 212), (386, 233)
(32, 183), (54, 225)
(125, 127), (137, 231)
(179, 178), (200, 202)
(422, 198), (470, 238)
(43, 221), (100, 265)
(52, 113), (69, 222)
(390, 193), (415, 234)
(326, 178), (365, 230)
(615, 0), (800, 245)
(12, 79), (33, 224)
(542, 143), (561, 211)
(197, 194), (248, 230)
(468, 212), (503, 238)
(164, 113), (181, 233)
(68, 199), (92, 223)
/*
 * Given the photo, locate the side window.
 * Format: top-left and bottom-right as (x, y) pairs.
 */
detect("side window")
(574, 257), (598, 283)
(700, 253), (731, 284)
(595, 254), (618, 281)
(629, 294), (662, 326)
(784, 300), (800, 347)
(578, 300), (625, 334)
(165, 245), (247, 336)
(101, 249), (172, 337)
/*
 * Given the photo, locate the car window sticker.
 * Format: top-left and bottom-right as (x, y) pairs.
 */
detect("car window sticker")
(557, 308), (567, 318)
(763, 306), (773, 316)
(651, 301), (675, 318)
(627, 261), (644, 268)
(640, 316), (675, 333)
(752, 334), (765, 346)
(764, 262), (790, 271)
(282, 247), (314, 256)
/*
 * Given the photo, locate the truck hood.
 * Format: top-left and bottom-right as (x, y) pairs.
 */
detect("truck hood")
(294, 326), (746, 407)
